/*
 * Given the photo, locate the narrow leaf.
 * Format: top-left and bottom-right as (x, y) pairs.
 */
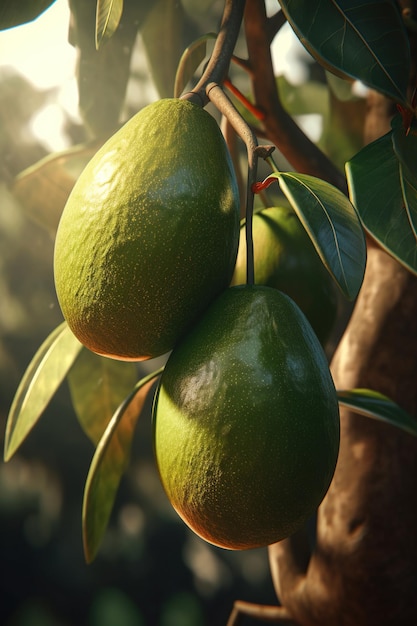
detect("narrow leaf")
(141, 0), (190, 98)
(174, 32), (216, 98)
(346, 131), (417, 276)
(279, 0), (410, 106)
(70, 0), (141, 136)
(95, 0), (123, 50)
(261, 171), (366, 300)
(337, 389), (417, 437)
(12, 143), (101, 235)
(4, 323), (83, 461)
(67, 349), (139, 446)
(82, 367), (163, 563)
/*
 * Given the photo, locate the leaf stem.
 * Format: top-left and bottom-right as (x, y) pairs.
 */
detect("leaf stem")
(265, 153), (281, 174)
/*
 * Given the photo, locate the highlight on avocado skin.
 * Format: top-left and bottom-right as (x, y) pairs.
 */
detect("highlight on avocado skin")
(153, 285), (340, 550)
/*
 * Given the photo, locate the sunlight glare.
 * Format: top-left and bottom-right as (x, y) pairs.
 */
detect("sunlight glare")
(30, 102), (68, 151)
(0, 0), (76, 91)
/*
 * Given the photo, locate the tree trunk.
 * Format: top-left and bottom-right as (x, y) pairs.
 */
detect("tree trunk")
(266, 28), (417, 622)
(241, 4), (417, 622)
(269, 242), (417, 625)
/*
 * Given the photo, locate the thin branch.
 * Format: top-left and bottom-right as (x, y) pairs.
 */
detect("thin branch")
(206, 83), (274, 285)
(267, 9), (287, 45)
(244, 1), (347, 193)
(232, 54), (253, 75)
(181, 0), (246, 106)
(206, 82), (258, 285)
(226, 600), (299, 625)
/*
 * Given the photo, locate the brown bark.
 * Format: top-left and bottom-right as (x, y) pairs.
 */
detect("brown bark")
(244, 1), (347, 194)
(269, 244), (417, 626)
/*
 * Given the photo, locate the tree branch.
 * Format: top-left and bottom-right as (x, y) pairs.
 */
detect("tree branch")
(206, 82), (274, 285)
(244, 1), (347, 193)
(266, 9), (287, 45)
(181, 0), (246, 106)
(227, 600), (299, 625)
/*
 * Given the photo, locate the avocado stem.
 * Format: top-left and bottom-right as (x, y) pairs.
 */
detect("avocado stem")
(181, 0), (246, 107)
(206, 83), (257, 285)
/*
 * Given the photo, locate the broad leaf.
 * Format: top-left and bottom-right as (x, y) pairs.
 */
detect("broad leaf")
(391, 115), (417, 239)
(4, 323), (83, 462)
(95, 0), (123, 49)
(279, 0), (410, 106)
(346, 129), (417, 276)
(259, 172), (366, 299)
(174, 33), (216, 98)
(338, 389), (417, 437)
(67, 348), (139, 446)
(0, 0), (56, 30)
(82, 367), (163, 563)
(399, 166), (417, 242)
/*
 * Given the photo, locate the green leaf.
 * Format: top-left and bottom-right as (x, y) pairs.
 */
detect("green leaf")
(174, 32), (216, 99)
(67, 349), (139, 446)
(141, 0), (194, 98)
(325, 72), (361, 103)
(277, 75), (330, 117)
(391, 115), (417, 172)
(0, 0), (56, 30)
(69, 0), (148, 136)
(319, 83), (366, 171)
(261, 171), (366, 300)
(4, 323), (83, 462)
(346, 128), (417, 276)
(399, 165), (417, 242)
(278, 0), (410, 106)
(391, 117), (417, 232)
(95, 0), (123, 50)
(82, 367), (163, 563)
(337, 389), (417, 437)
(12, 142), (101, 235)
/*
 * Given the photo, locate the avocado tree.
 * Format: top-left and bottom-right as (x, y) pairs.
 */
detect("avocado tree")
(2, 1), (417, 625)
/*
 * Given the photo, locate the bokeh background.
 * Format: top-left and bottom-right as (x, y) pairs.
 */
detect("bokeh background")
(0, 2), (297, 624)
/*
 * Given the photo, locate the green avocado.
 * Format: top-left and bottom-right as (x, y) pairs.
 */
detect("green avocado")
(153, 285), (340, 550)
(231, 206), (338, 344)
(54, 98), (240, 360)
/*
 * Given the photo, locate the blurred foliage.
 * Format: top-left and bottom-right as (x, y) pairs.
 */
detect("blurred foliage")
(0, 3), (278, 624)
